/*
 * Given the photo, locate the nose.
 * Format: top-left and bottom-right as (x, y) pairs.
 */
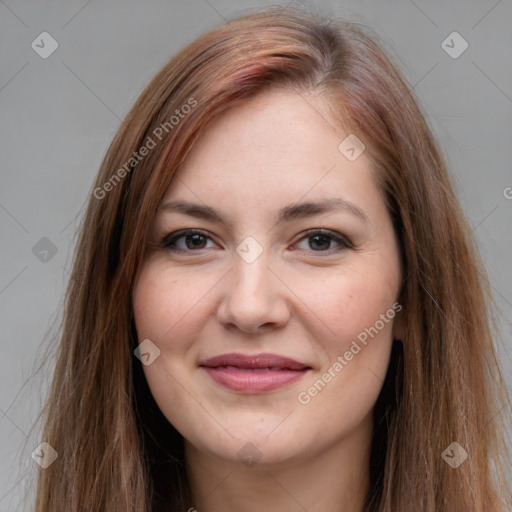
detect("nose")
(216, 248), (291, 334)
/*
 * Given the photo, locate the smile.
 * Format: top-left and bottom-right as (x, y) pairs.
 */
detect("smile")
(199, 353), (312, 393)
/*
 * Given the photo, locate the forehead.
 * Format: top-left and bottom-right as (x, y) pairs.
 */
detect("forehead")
(160, 89), (383, 222)
(177, 89), (345, 173)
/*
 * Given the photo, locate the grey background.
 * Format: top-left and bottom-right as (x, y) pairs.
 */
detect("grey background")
(1, 0), (511, 509)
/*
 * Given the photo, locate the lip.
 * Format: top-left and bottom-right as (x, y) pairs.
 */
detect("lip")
(199, 352), (312, 393)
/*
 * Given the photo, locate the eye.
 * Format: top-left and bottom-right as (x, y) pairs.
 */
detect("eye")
(160, 229), (217, 253)
(293, 229), (352, 252)
(159, 228), (352, 255)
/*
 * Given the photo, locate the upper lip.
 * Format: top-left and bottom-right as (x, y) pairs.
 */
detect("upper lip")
(199, 352), (311, 371)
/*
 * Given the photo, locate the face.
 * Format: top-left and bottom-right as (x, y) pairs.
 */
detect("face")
(132, 88), (402, 467)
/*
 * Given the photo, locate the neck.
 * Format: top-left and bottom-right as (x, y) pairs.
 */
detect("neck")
(184, 413), (373, 512)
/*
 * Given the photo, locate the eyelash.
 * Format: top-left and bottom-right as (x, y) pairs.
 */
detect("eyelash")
(159, 228), (353, 255)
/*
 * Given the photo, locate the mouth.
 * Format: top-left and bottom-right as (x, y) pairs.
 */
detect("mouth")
(199, 353), (312, 393)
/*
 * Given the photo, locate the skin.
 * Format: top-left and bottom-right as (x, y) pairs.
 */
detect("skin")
(132, 88), (403, 512)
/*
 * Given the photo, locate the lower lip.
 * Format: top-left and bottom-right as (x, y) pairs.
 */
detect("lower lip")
(201, 366), (309, 393)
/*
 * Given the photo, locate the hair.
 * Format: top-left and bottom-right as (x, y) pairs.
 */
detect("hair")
(32, 5), (511, 512)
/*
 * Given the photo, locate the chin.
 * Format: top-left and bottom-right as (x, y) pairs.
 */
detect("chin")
(185, 420), (315, 469)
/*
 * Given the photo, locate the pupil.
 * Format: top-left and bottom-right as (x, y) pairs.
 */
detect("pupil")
(187, 234), (206, 249)
(311, 235), (330, 250)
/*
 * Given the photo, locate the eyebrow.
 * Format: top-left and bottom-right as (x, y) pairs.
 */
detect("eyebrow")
(158, 197), (369, 226)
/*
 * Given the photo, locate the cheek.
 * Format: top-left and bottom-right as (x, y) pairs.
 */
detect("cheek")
(295, 276), (395, 429)
(296, 267), (398, 347)
(132, 265), (212, 435)
(291, 260), (399, 413)
(132, 263), (210, 351)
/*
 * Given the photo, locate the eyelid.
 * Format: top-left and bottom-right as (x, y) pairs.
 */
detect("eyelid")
(159, 228), (353, 255)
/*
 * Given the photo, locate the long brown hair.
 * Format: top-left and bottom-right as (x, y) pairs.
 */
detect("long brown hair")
(33, 6), (511, 511)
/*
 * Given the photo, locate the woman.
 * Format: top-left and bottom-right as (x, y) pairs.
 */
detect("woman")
(34, 6), (511, 511)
